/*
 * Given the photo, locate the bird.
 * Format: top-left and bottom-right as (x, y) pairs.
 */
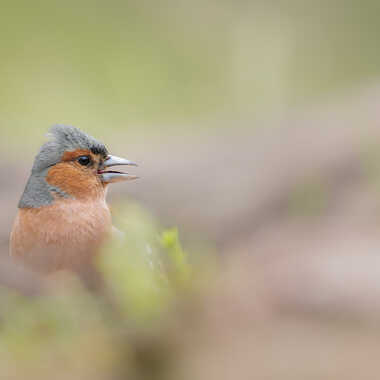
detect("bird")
(10, 125), (138, 279)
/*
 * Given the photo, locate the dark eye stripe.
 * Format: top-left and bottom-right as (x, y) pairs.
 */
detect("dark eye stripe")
(90, 144), (108, 157)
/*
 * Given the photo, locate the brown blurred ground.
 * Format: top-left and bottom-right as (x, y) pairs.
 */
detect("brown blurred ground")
(3, 86), (380, 378)
(3, 85), (380, 308)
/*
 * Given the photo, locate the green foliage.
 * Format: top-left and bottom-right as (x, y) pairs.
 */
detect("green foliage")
(98, 202), (193, 323)
(0, 202), (202, 379)
(3, 1), (380, 151)
(160, 227), (192, 288)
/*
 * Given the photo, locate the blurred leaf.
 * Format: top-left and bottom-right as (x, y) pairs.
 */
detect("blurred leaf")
(98, 203), (192, 323)
(160, 227), (191, 288)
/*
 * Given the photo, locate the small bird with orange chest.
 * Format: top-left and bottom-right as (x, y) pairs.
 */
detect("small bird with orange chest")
(10, 125), (138, 280)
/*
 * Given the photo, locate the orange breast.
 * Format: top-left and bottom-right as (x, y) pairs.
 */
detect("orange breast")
(10, 199), (112, 273)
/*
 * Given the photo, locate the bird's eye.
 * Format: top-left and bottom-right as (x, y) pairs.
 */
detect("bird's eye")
(77, 156), (91, 166)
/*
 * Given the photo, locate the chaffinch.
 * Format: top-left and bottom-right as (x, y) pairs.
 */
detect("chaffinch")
(10, 125), (137, 275)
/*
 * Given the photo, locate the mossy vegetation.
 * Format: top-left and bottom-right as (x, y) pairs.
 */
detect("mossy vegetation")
(0, 202), (203, 379)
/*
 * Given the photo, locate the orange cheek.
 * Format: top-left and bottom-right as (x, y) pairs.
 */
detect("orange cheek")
(46, 163), (103, 199)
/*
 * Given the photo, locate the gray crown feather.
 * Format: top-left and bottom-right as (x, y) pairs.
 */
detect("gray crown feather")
(32, 125), (108, 173)
(19, 125), (108, 208)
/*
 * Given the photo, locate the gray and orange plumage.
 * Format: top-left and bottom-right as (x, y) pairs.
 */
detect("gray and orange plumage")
(10, 125), (138, 275)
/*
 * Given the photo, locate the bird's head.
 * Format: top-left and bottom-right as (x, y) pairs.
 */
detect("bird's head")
(19, 125), (138, 208)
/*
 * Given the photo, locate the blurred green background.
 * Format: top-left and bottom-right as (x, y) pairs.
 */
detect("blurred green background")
(3, 1), (380, 379)
(2, 0), (380, 149)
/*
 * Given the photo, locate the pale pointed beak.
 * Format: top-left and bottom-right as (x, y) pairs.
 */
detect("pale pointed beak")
(104, 155), (138, 168)
(98, 155), (138, 183)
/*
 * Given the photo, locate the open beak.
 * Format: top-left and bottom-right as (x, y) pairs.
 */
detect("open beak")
(98, 155), (138, 183)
